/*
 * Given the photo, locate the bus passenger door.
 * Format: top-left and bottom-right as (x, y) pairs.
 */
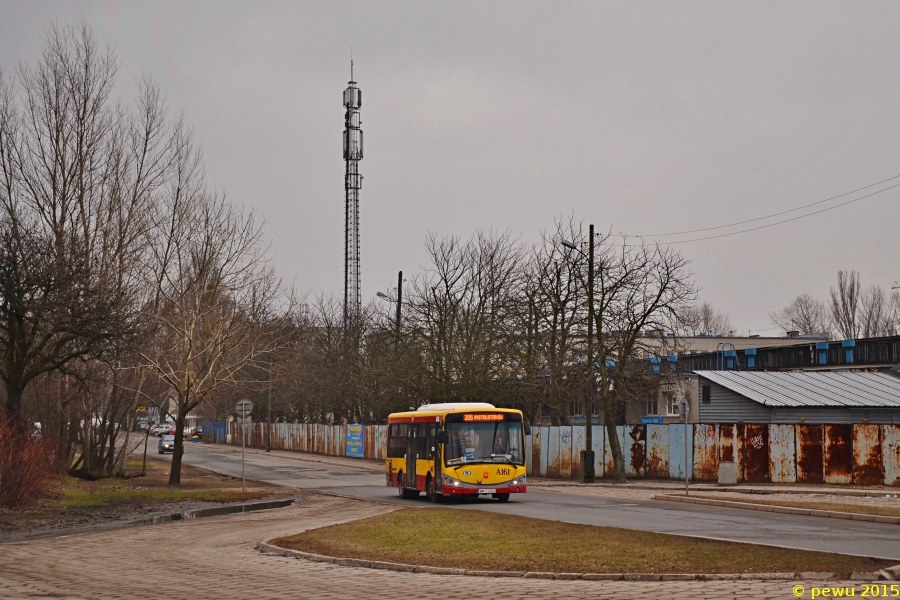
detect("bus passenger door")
(431, 424), (441, 488)
(405, 426), (417, 490)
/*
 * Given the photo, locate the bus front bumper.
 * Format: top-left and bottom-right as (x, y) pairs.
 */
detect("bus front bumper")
(441, 485), (526, 495)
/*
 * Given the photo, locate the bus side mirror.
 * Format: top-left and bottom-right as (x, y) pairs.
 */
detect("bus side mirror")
(524, 421), (532, 436)
(437, 430), (448, 444)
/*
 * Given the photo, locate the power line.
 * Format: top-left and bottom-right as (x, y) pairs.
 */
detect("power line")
(641, 172), (900, 237)
(626, 180), (900, 246)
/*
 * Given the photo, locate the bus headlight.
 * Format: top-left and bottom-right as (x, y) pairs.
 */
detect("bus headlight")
(512, 475), (526, 485)
(442, 475), (460, 486)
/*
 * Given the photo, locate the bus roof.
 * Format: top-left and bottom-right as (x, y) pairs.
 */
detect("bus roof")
(417, 402), (494, 412)
(388, 405), (521, 423)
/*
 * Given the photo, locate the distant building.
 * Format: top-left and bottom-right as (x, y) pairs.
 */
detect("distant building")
(634, 335), (900, 426)
(694, 370), (900, 424)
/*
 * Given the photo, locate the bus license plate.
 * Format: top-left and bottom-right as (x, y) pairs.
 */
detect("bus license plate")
(477, 489), (496, 494)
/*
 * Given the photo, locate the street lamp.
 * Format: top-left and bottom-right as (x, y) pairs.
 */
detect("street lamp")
(377, 271), (403, 351)
(561, 223), (595, 484)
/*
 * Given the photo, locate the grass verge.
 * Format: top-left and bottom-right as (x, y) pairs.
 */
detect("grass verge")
(273, 508), (891, 577)
(58, 459), (267, 508)
(688, 494), (900, 518)
(1, 456), (281, 536)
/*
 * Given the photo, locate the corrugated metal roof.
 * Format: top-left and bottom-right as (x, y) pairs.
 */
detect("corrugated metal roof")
(694, 370), (900, 408)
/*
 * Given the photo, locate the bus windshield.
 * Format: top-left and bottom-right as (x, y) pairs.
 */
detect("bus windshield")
(445, 421), (524, 466)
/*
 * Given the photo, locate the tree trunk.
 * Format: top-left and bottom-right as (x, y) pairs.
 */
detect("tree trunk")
(603, 400), (626, 481)
(168, 403), (188, 486)
(5, 382), (25, 428)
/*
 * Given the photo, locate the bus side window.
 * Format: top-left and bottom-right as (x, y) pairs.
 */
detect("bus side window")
(416, 423), (428, 458)
(388, 424), (407, 458)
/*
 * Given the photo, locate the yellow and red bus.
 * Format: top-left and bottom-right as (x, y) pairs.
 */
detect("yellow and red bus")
(386, 403), (531, 502)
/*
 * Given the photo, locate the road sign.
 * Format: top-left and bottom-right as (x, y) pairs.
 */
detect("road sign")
(235, 398), (253, 418)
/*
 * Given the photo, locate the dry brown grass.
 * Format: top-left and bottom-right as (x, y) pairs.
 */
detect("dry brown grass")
(274, 508), (892, 577)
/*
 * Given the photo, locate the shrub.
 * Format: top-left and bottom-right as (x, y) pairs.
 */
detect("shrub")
(0, 418), (59, 508)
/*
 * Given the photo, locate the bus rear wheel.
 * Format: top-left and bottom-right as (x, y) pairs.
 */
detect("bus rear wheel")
(495, 493), (510, 502)
(398, 472), (418, 500)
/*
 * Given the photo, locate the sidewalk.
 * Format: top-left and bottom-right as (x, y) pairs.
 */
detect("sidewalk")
(0, 492), (864, 600)
(533, 479), (900, 510)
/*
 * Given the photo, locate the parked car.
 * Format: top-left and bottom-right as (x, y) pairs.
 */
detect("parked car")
(151, 424), (174, 436)
(158, 434), (175, 454)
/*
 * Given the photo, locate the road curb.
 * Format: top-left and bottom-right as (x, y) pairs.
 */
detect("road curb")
(534, 481), (896, 498)
(654, 494), (900, 525)
(255, 539), (850, 581)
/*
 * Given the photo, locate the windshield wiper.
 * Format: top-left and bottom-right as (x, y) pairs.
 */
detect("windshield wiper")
(490, 454), (517, 464)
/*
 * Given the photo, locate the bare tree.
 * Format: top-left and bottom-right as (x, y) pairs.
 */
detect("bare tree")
(141, 174), (292, 484)
(860, 285), (896, 338)
(0, 23), (156, 427)
(533, 218), (587, 425)
(770, 293), (831, 336)
(678, 301), (733, 336)
(405, 230), (523, 404)
(830, 270), (861, 339)
(590, 238), (696, 480)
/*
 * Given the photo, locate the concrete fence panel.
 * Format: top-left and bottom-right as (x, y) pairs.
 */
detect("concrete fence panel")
(625, 425), (646, 478)
(592, 425), (606, 478)
(742, 423), (771, 483)
(646, 424), (669, 478)
(769, 424), (797, 483)
(883, 425), (900, 487)
(796, 424), (825, 484)
(560, 426), (574, 478)
(854, 424), (885, 485)
(668, 424), (693, 480)
(823, 424), (853, 484)
(692, 424), (718, 482)
(547, 427), (561, 477)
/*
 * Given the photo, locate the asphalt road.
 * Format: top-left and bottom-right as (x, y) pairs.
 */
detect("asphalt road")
(172, 442), (900, 561)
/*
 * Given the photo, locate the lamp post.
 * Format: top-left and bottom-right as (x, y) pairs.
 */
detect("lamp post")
(679, 397), (689, 496)
(562, 223), (595, 483)
(377, 270), (403, 352)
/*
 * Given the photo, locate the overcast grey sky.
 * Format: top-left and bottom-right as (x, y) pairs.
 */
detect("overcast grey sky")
(3, 1), (899, 332)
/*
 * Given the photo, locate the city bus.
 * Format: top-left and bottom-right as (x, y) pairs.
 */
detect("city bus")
(386, 403), (531, 502)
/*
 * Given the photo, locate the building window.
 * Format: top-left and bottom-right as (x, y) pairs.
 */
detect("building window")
(645, 397), (658, 415)
(664, 392), (679, 416)
(701, 384), (712, 404)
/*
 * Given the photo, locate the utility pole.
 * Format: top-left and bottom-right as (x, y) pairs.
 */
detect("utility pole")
(395, 270), (403, 352)
(266, 370), (272, 453)
(583, 223), (595, 483)
(561, 226), (596, 483)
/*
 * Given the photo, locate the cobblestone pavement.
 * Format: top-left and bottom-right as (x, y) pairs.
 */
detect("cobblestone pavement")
(0, 492), (864, 600)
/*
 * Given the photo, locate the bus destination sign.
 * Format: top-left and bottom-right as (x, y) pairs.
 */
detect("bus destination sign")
(463, 413), (505, 422)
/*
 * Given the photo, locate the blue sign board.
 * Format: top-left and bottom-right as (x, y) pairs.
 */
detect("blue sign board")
(641, 416), (664, 425)
(570, 416), (601, 426)
(346, 424), (365, 458)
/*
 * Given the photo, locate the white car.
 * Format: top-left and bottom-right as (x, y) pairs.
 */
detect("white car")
(151, 424), (174, 437)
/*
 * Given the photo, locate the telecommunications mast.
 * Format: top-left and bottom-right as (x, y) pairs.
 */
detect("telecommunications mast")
(343, 61), (363, 326)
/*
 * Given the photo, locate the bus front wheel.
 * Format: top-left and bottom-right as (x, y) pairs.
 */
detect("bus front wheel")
(495, 493), (510, 502)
